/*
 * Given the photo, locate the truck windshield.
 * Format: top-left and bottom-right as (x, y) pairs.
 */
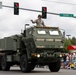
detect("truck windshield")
(49, 30), (59, 35)
(37, 30), (46, 34)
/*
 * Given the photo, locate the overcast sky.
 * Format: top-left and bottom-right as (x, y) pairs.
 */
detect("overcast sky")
(0, 0), (76, 38)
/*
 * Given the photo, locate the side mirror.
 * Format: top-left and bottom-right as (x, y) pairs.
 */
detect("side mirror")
(63, 31), (65, 37)
(23, 24), (30, 37)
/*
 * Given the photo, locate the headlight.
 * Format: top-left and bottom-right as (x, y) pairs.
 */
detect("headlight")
(36, 39), (44, 41)
(60, 54), (62, 57)
(46, 39), (53, 41)
(37, 54), (41, 58)
(31, 54), (41, 58)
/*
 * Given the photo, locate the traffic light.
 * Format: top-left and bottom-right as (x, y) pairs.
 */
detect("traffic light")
(14, 2), (19, 15)
(42, 7), (47, 19)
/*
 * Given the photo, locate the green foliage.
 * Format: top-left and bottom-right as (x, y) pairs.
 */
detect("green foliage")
(64, 37), (76, 52)
(64, 38), (71, 50)
(71, 37), (76, 45)
(63, 38), (71, 53)
(63, 37), (76, 52)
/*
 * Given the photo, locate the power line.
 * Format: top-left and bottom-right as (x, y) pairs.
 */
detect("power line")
(42, 0), (76, 6)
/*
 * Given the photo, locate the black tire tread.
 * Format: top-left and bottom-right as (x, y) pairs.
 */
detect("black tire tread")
(49, 60), (61, 72)
(20, 54), (33, 72)
(1, 55), (10, 71)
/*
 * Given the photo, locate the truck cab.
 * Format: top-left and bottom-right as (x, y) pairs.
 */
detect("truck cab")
(20, 26), (65, 72)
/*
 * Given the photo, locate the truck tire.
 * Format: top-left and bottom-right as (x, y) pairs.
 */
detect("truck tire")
(0, 65), (2, 70)
(20, 54), (33, 72)
(1, 55), (10, 71)
(48, 60), (61, 72)
(30, 65), (35, 71)
(0, 56), (2, 70)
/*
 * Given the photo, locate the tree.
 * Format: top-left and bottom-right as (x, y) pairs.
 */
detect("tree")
(71, 37), (76, 45)
(63, 38), (71, 52)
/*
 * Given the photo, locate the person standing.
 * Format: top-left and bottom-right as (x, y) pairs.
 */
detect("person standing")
(31, 14), (45, 27)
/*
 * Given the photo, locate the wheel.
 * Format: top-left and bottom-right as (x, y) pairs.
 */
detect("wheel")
(0, 55), (2, 70)
(30, 65), (35, 71)
(1, 55), (10, 71)
(0, 65), (2, 70)
(20, 54), (33, 72)
(48, 59), (61, 72)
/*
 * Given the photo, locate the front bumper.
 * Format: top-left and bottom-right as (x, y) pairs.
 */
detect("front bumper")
(31, 53), (61, 64)
(36, 57), (60, 64)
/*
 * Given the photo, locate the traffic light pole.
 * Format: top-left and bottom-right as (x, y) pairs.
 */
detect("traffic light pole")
(1, 4), (60, 15)
(2, 4), (76, 18)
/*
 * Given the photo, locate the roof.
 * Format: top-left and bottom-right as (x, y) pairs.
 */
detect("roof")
(67, 45), (76, 50)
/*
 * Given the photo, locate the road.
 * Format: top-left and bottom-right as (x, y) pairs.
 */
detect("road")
(0, 67), (76, 75)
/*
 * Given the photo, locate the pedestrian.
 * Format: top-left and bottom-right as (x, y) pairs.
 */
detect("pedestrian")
(31, 14), (45, 27)
(70, 62), (74, 69)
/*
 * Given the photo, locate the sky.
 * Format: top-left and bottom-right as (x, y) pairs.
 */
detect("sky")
(0, 0), (76, 38)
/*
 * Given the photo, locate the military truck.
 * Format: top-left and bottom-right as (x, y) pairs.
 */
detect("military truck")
(0, 25), (65, 72)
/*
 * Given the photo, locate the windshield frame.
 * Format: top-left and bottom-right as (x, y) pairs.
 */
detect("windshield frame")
(49, 30), (59, 35)
(37, 30), (46, 35)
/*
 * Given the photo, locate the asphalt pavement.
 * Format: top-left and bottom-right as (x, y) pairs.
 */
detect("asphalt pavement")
(0, 67), (76, 75)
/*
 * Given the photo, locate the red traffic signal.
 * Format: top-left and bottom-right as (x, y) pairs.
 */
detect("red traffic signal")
(14, 2), (19, 15)
(15, 3), (19, 7)
(43, 7), (47, 11)
(42, 7), (47, 19)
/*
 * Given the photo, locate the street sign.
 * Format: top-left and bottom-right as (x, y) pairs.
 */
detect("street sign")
(0, 2), (2, 9)
(60, 13), (74, 17)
